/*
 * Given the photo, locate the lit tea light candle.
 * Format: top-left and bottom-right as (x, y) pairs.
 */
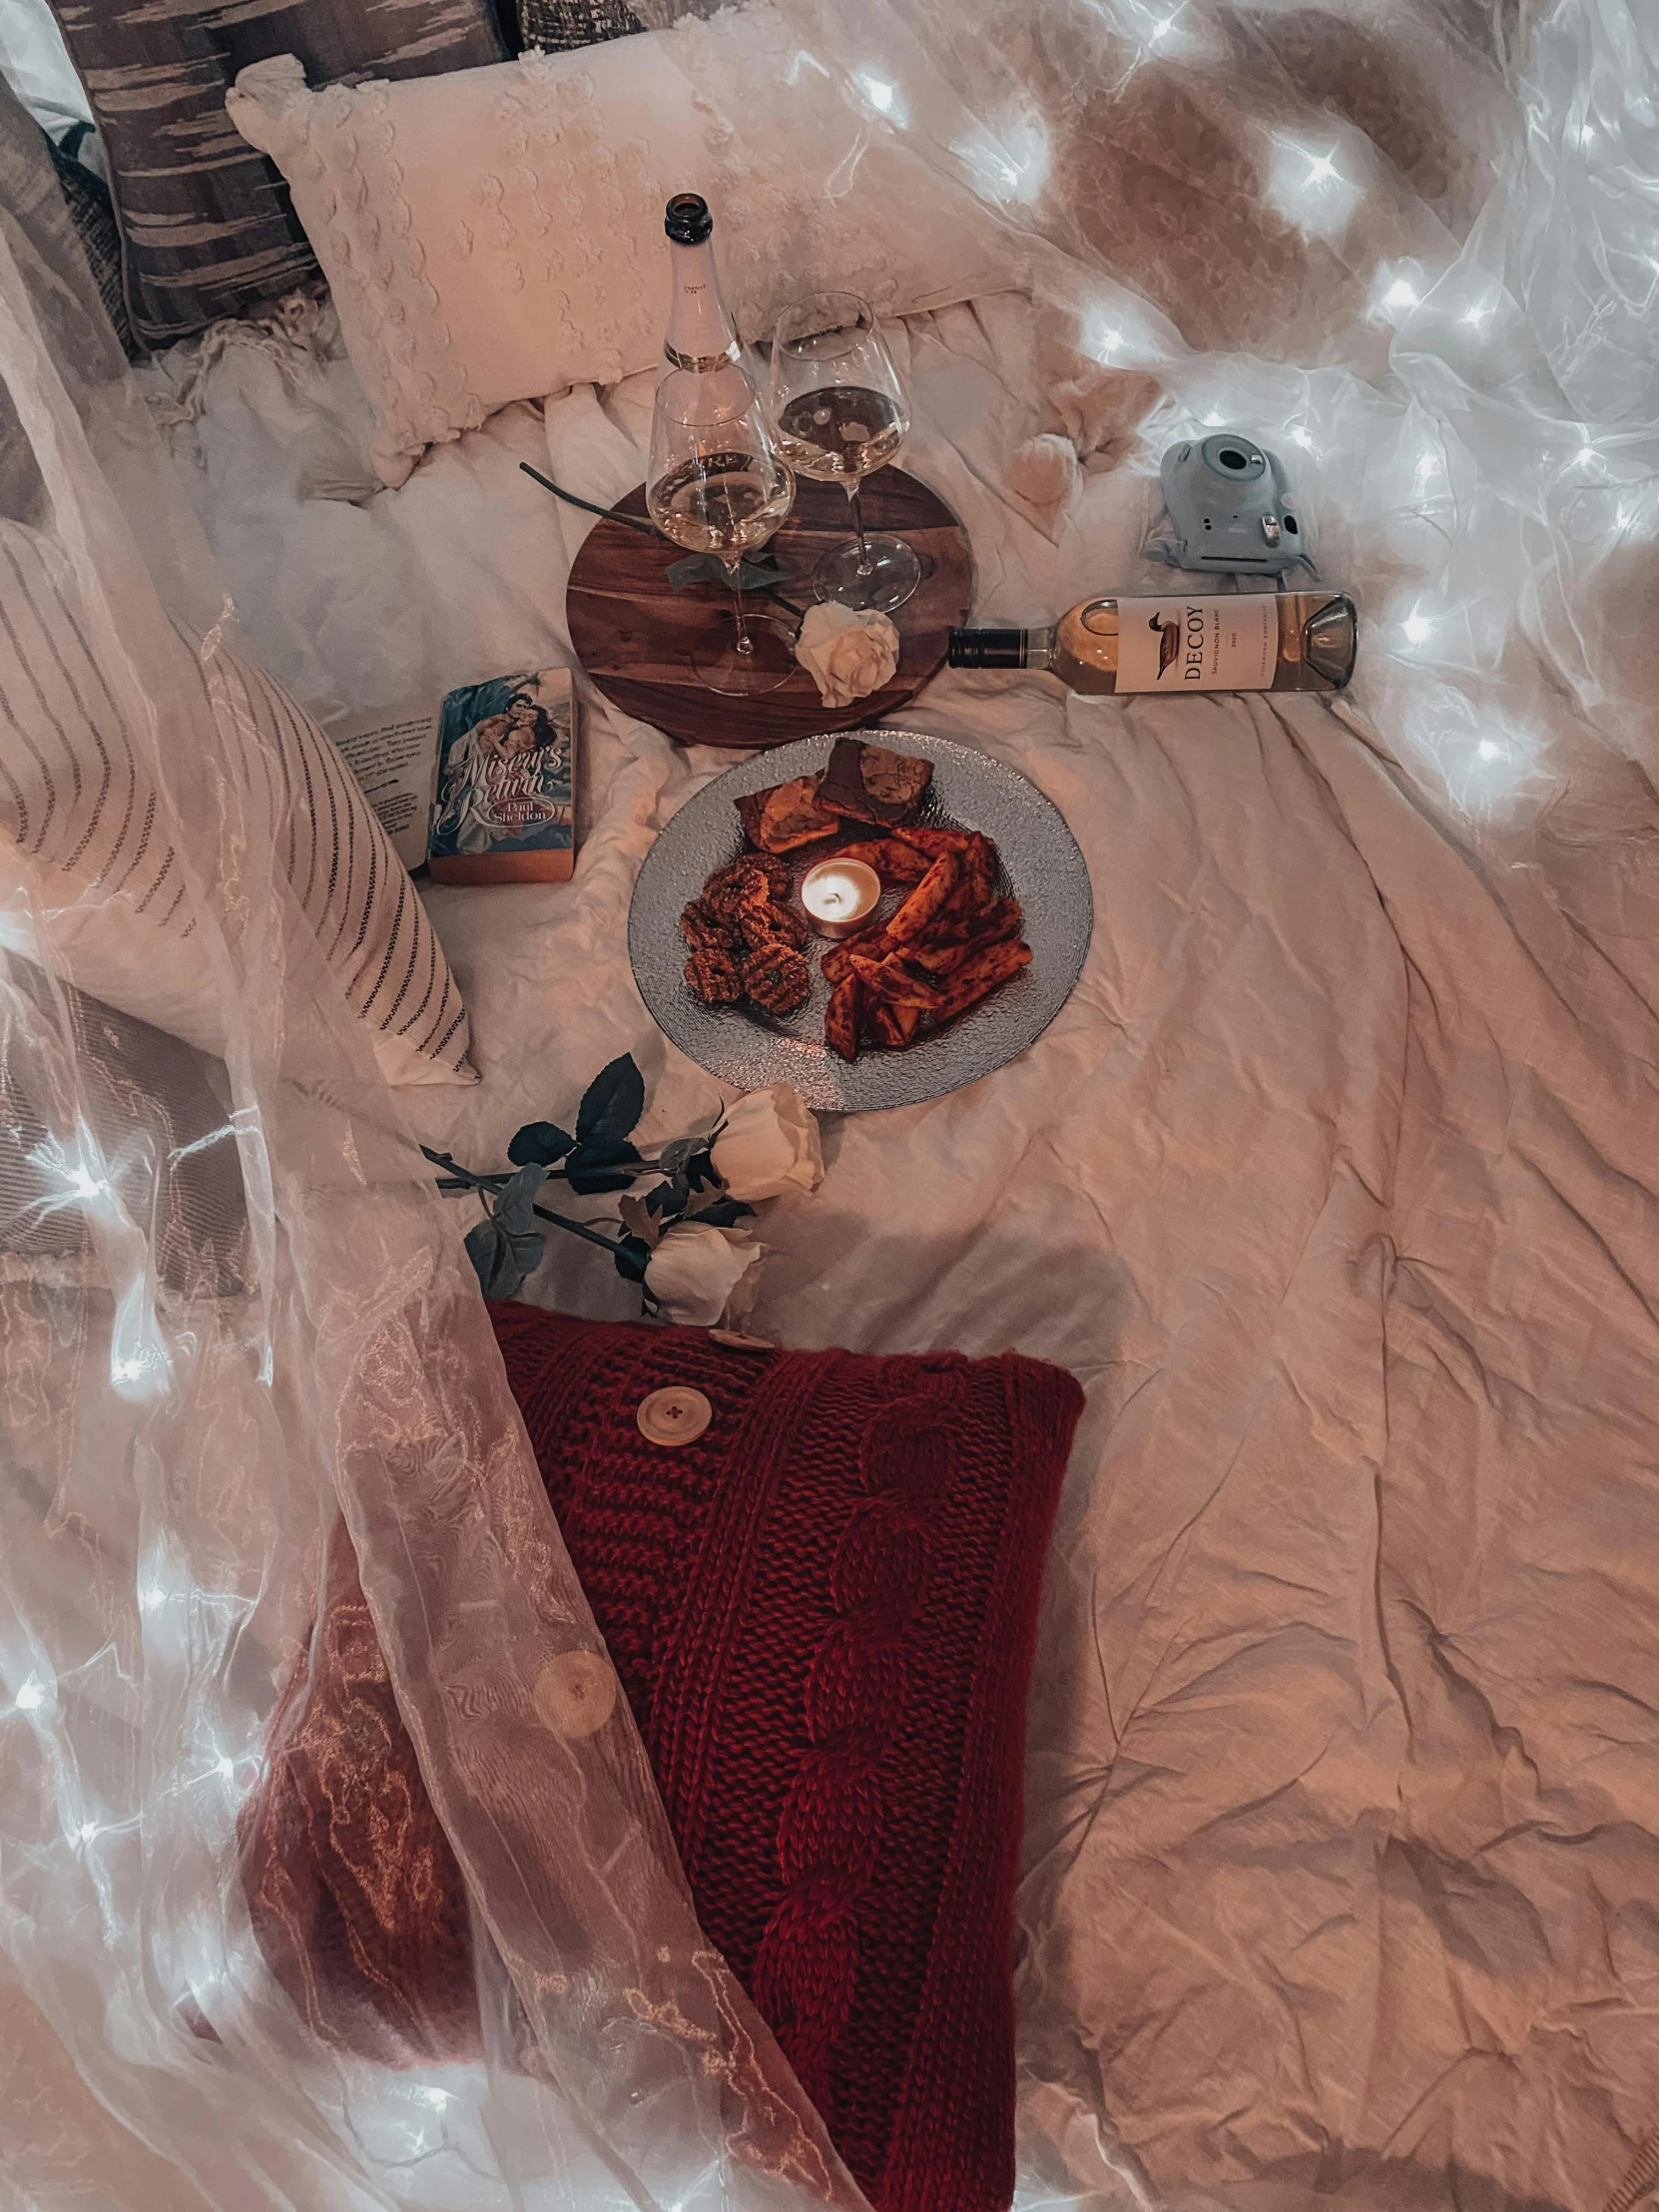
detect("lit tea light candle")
(800, 857), (881, 939)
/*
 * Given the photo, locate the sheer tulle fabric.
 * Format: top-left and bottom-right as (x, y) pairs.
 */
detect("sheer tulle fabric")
(0, 73), (856, 2212)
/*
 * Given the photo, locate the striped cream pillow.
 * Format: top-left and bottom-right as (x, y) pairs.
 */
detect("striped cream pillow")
(0, 520), (473, 1086)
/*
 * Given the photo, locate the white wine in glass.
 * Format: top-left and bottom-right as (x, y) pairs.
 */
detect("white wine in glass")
(647, 369), (797, 696)
(769, 291), (920, 615)
(650, 452), (796, 561)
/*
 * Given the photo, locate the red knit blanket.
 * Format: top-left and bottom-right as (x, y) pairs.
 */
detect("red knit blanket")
(244, 1311), (1084, 2212)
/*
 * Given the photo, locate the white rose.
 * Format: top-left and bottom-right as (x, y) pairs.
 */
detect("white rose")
(645, 1222), (765, 1328)
(795, 601), (900, 708)
(710, 1084), (825, 1203)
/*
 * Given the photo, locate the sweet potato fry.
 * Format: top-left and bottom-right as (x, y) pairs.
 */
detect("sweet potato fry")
(893, 826), (976, 855)
(854, 955), (942, 1012)
(865, 999), (922, 1048)
(960, 832), (999, 906)
(886, 851), (960, 945)
(928, 938), (1031, 1021)
(924, 860), (1008, 932)
(827, 837), (930, 885)
(892, 829), (996, 897)
(822, 921), (891, 985)
(847, 951), (898, 993)
(826, 974), (862, 1061)
(911, 894), (1022, 958)
(906, 902), (1022, 974)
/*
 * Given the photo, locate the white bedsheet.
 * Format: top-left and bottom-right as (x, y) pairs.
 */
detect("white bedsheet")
(150, 210), (1659, 2212)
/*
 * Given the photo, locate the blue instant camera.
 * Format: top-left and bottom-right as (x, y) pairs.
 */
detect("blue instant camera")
(1153, 432), (1314, 579)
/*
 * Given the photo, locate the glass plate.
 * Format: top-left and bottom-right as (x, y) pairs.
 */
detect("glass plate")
(627, 730), (1093, 1113)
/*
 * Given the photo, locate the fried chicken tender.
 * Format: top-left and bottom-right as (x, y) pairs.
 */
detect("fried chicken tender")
(680, 896), (743, 953)
(740, 943), (811, 1016)
(684, 947), (744, 1004)
(707, 851), (791, 907)
(736, 878), (809, 951)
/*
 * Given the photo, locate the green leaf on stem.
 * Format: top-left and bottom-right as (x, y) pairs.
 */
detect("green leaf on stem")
(495, 1162), (549, 1236)
(576, 1055), (646, 1148)
(564, 1138), (644, 1195)
(465, 1214), (545, 1300)
(507, 1121), (575, 1167)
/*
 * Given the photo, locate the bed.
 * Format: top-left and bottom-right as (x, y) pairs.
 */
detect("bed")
(6, 0), (1659, 2205)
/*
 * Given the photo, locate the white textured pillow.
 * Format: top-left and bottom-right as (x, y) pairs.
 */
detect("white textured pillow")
(0, 520), (473, 1086)
(227, 6), (1023, 485)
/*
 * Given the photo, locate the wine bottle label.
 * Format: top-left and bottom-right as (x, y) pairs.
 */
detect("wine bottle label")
(1114, 597), (1278, 693)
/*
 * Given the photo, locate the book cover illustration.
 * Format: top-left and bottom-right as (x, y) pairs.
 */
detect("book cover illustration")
(429, 669), (575, 879)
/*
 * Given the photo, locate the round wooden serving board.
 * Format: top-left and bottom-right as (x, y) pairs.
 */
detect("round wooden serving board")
(565, 468), (972, 750)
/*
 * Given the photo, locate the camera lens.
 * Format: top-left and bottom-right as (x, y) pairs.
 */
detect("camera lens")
(1218, 447), (1250, 471)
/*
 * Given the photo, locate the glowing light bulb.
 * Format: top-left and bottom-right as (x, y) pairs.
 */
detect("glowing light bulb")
(1402, 614), (1433, 645)
(1574, 444), (1597, 465)
(78, 1822), (100, 1843)
(1477, 740), (1502, 762)
(1289, 427), (1315, 451)
(14, 1681), (44, 1712)
(215, 1756), (235, 1781)
(1383, 279), (1419, 309)
(1305, 152), (1339, 186)
(859, 76), (894, 113)
(1462, 300), (1494, 328)
(421, 2088), (451, 2110)
(1202, 411), (1225, 427)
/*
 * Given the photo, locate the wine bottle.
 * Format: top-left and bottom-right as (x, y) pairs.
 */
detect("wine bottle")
(662, 193), (742, 375)
(948, 592), (1358, 695)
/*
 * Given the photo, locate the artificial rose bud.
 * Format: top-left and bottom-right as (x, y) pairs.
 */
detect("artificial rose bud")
(645, 1220), (765, 1327)
(796, 601), (900, 708)
(710, 1084), (826, 1203)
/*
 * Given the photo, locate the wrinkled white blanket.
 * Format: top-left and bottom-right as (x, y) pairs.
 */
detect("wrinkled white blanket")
(150, 245), (1659, 2212)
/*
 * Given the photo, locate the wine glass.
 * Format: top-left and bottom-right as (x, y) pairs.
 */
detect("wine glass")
(769, 290), (919, 616)
(647, 367), (797, 696)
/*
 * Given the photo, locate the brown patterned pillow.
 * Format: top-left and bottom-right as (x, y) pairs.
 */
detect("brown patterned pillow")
(45, 126), (137, 360)
(517, 0), (642, 51)
(45, 0), (507, 350)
